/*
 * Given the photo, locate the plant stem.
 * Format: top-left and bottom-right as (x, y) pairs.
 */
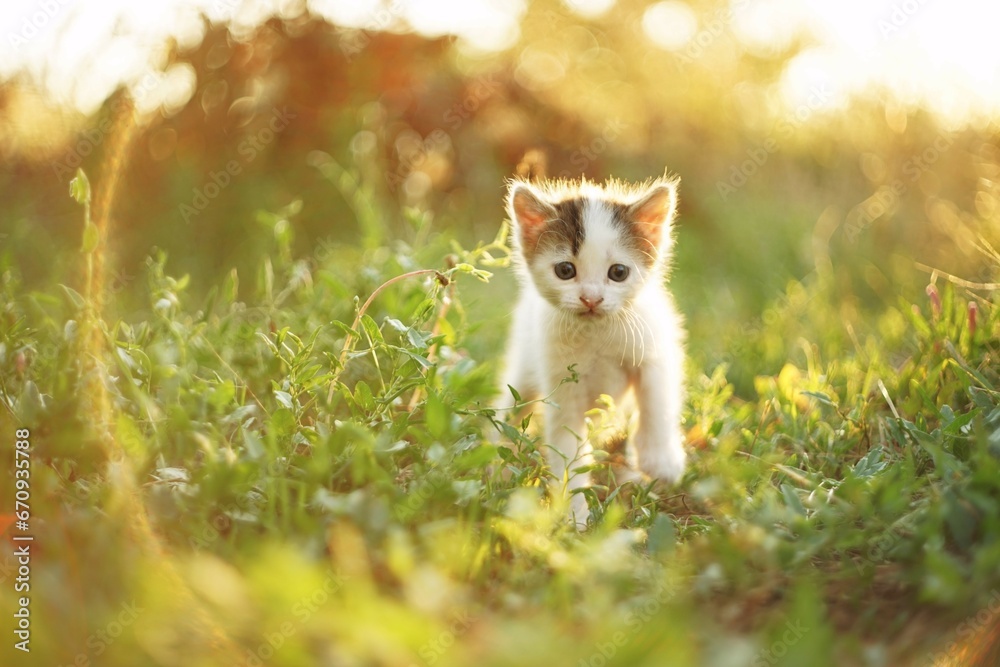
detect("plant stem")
(330, 268), (447, 401)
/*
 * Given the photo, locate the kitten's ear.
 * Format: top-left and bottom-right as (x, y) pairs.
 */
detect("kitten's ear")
(627, 179), (678, 249)
(508, 182), (556, 250)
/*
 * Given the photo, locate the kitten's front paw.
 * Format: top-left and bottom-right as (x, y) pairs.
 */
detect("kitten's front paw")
(637, 442), (687, 484)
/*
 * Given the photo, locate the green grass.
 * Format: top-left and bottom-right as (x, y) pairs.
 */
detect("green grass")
(1, 167), (999, 667)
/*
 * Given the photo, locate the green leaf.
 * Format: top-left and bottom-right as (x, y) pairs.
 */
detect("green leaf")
(58, 284), (86, 310)
(116, 413), (148, 462)
(944, 492), (977, 550)
(939, 404), (956, 426)
(413, 298), (436, 322)
(942, 408), (979, 435)
(360, 314), (384, 345)
(69, 169), (91, 204)
(425, 391), (449, 439)
(400, 349), (433, 369)
(17, 381), (45, 423)
(223, 268), (239, 302)
(921, 550), (966, 604)
(223, 404), (257, 427)
(274, 390), (294, 410)
(406, 327), (429, 350)
(329, 320), (360, 339)
(384, 317), (408, 333)
(801, 390), (836, 408)
(243, 430), (265, 460)
(781, 483), (807, 516)
(853, 446), (887, 479)
(454, 445), (497, 470)
(82, 222), (99, 253)
(470, 268), (492, 282)
(257, 332), (280, 356)
(499, 422), (521, 443)
(268, 408), (296, 441)
(647, 514), (676, 556)
(353, 381), (375, 412)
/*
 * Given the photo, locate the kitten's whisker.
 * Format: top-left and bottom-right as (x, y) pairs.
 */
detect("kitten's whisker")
(617, 311), (628, 364)
(637, 249), (657, 265)
(627, 307), (647, 367)
(602, 311), (620, 349)
(617, 312), (629, 366)
(623, 306), (647, 367)
(629, 312), (642, 367)
(622, 309), (639, 367)
(618, 310), (633, 366)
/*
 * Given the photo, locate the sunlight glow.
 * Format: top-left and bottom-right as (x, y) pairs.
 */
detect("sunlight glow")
(789, 0), (1000, 127)
(0, 0), (207, 114)
(562, 0), (617, 20)
(642, 1), (697, 52)
(308, 0), (383, 29)
(0, 0), (524, 116)
(405, 0), (524, 52)
(0, 0), (999, 126)
(730, 0), (804, 55)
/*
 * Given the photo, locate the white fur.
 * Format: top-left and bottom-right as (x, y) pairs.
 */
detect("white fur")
(498, 179), (687, 528)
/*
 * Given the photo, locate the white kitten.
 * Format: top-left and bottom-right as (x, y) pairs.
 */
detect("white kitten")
(497, 174), (687, 527)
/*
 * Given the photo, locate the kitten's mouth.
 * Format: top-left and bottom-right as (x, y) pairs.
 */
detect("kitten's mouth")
(577, 309), (604, 318)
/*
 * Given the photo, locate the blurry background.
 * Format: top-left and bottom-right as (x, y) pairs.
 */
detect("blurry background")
(0, 0), (997, 389)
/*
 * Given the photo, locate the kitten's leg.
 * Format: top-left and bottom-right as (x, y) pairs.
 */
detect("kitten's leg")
(633, 361), (686, 483)
(544, 391), (594, 529)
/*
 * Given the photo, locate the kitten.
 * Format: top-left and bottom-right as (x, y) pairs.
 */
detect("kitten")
(497, 173), (687, 527)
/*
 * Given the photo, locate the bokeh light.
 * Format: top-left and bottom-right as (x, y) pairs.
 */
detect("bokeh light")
(642, 2), (698, 52)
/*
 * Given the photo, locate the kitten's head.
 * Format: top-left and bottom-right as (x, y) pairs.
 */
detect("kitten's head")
(506, 175), (679, 319)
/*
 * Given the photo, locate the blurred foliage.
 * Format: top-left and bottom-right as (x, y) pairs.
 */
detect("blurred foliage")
(1, 1), (1000, 665)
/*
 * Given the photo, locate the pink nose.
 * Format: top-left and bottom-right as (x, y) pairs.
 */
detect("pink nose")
(580, 295), (604, 310)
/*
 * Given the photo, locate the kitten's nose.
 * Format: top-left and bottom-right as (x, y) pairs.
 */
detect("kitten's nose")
(579, 295), (604, 310)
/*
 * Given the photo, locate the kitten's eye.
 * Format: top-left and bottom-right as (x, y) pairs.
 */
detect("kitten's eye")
(554, 262), (577, 280)
(608, 264), (630, 282)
